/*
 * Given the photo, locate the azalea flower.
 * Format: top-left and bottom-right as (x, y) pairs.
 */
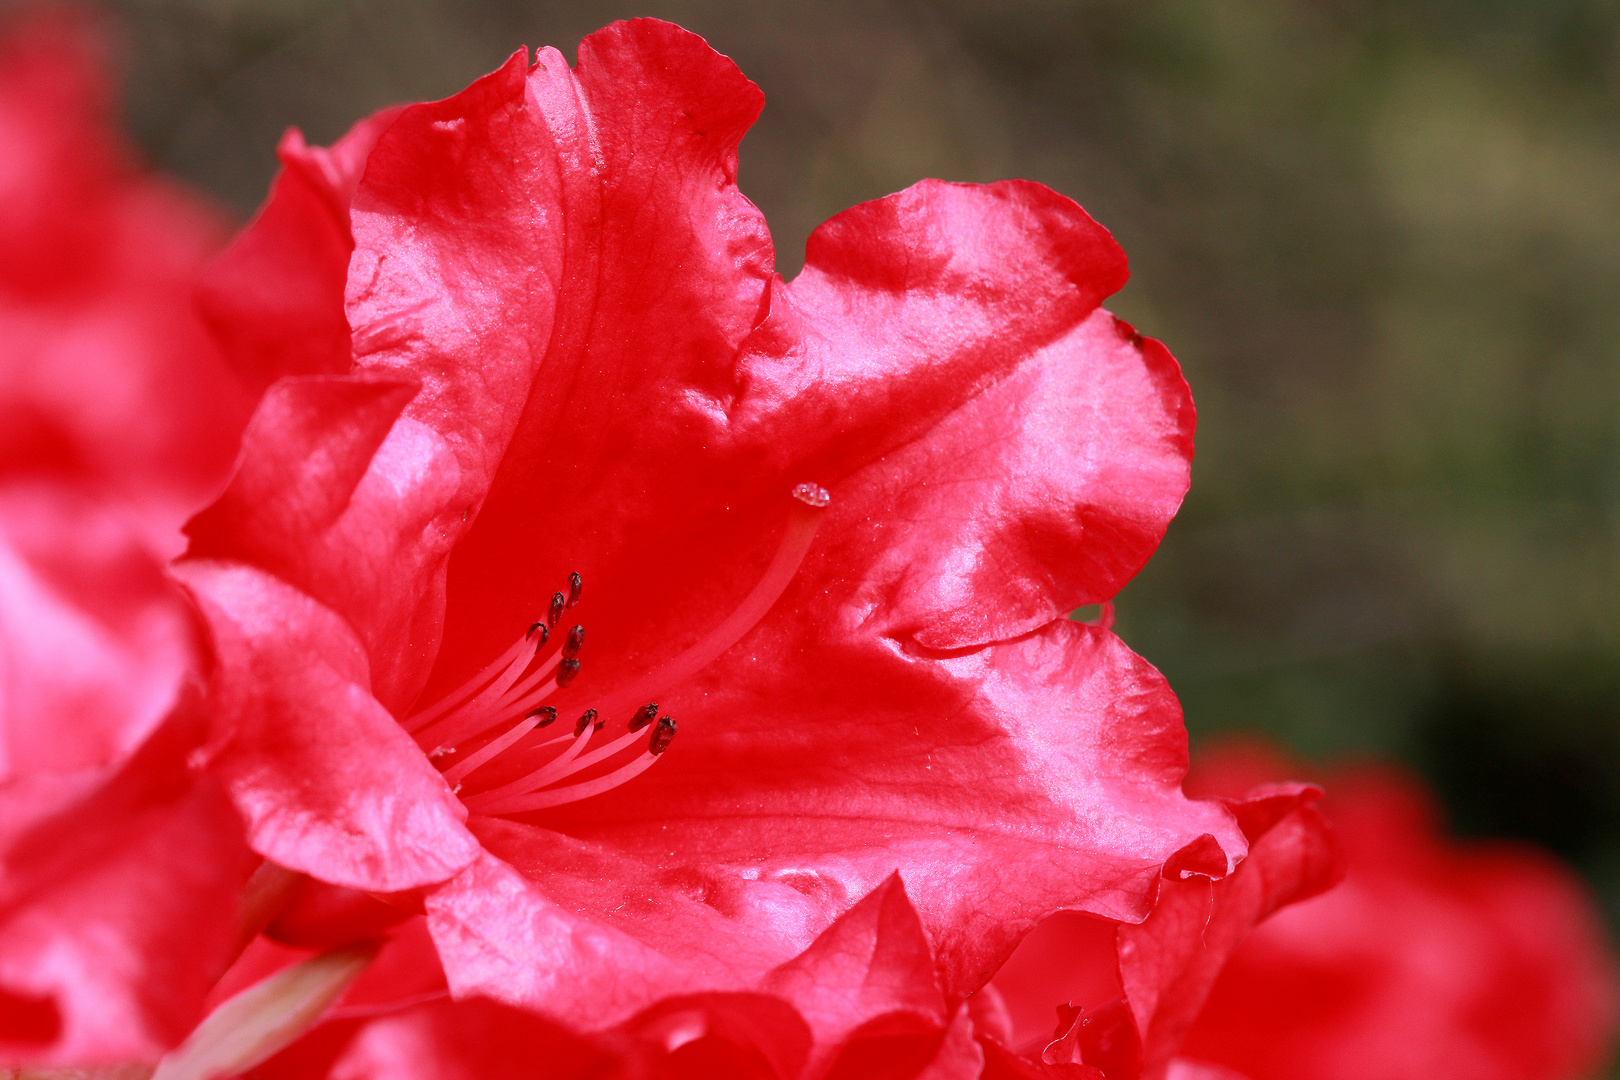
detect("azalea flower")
(1176, 742), (1620, 1080)
(178, 15), (1247, 1024)
(0, 4), (253, 1064)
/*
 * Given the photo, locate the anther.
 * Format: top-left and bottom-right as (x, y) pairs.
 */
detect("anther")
(567, 571), (583, 607)
(628, 703), (658, 731)
(547, 592), (566, 628)
(563, 625), (584, 659)
(557, 658), (580, 687)
(574, 709), (598, 736)
(526, 706), (558, 727)
(527, 621), (549, 644)
(649, 716), (677, 756)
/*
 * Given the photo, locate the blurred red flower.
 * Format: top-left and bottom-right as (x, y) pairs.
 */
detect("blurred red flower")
(0, 3), (253, 1065)
(178, 17), (1245, 1025)
(1176, 742), (1620, 1080)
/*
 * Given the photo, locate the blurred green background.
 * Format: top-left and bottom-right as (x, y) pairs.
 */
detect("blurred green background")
(101, 0), (1620, 932)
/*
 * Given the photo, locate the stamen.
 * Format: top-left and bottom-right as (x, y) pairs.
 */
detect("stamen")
(472, 751), (661, 816)
(583, 485), (828, 726)
(413, 647), (561, 751)
(405, 633), (537, 736)
(480, 650), (568, 720)
(563, 625), (584, 659)
(549, 488), (830, 776)
(440, 713), (540, 787)
(528, 622), (549, 644)
(557, 658), (581, 687)
(443, 488), (826, 818)
(649, 715), (677, 755)
(462, 723), (596, 810)
(403, 631), (533, 733)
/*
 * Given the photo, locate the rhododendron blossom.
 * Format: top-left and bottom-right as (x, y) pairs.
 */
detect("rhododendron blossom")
(0, 4), (251, 1065)
(180, 16), (1248, 1025)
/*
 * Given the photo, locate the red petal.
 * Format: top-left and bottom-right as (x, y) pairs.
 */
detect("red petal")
(305, 996), (611, 1080)
(816, 309), (1192, 652)
(182, 372), (467, 712)
(178, 560), (478, 891)
(621, 993), (812, 1079)
(987, 776), (1341, 1080)
(198, 109), (402, 395)
(762, 874), (946, 1072)
(1120, 799), (1342, 1080)
(0, 486), (193, 774)
(424, 848), (696, 1022)
(0, 711), (250, 1064)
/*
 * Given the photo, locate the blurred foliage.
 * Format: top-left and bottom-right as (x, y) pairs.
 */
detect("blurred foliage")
(97, 0), (1620, 932)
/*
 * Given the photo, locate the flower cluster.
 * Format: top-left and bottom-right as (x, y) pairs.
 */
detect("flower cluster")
(0, 7), (1614, 1080)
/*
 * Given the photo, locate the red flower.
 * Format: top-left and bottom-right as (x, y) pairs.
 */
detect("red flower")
(1176, 744), (1620, 1080)
(179, 18), (1244, 1024)
(0, 4), (253, 1064)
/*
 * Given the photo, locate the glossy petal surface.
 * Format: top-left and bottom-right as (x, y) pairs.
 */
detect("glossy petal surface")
(184, 17), (1238, 1013)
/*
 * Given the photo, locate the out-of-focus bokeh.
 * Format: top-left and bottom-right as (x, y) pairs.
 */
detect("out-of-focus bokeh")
(98, 0), (1620, 929)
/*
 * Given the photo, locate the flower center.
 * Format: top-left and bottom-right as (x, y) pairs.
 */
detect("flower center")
(400, 483), (830, 817)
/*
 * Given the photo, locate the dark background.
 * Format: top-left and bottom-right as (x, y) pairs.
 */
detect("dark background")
(93, 0), (1620, 950)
